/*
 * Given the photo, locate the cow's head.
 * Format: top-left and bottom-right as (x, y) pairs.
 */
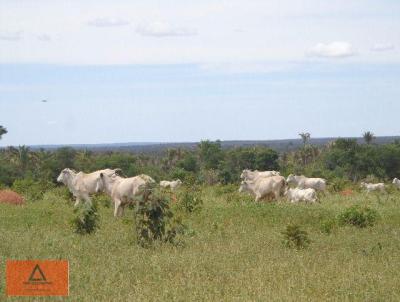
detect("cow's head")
(238, 180), (249, 193)
(286, 174), (295, 184)
(57, 168), (76, 184)
(240, 169), (250, 180)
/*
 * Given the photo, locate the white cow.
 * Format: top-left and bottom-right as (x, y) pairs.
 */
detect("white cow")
(360, 182), (385, 193)
(392, 178), (400, 189)
(160, 179), (182, 190)
(240, 169), (280, 181)
(239, 175), (286, 202)
(286, 174), (326, 192)
(285, 188), (318, 203)
(96, 172), (155, 217)
(57, 168), (117, 206)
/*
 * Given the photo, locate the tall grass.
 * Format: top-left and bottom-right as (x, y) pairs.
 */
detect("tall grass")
(1, 186), (400, 301)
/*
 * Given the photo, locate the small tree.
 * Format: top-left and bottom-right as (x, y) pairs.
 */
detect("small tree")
(0, 125), (7, 140)
(363, 131), (375, 145)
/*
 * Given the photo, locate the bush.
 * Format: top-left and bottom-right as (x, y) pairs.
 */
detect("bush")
(177, 187), (203, 213)
(329, 178), (351, 193)
(320, 219), (336, 234)
(71, 201), (100, 235)
(338, 206), (379, 228)
(12, 178), (54, 201)
(135, 188), (185, 248)
(282, 224), (311, 249)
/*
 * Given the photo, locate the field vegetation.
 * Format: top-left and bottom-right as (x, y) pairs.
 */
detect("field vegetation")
(1, 186), (400, 301)
(1, 132), (400, 300)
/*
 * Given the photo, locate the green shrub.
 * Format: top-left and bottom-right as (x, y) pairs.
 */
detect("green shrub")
(282, 224), (311, 249)
(338, 206), (379, 228)
(320, 219), (336, 234)
(177, 186), (203, 213)
(12, 178), (54, 201)
(135, 188), (185, 248)
(328, 178), (350, 193)
(71, 201), (100, 235)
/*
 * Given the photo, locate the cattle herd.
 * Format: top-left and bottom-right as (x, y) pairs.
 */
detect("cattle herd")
(56, 168), (400, 217)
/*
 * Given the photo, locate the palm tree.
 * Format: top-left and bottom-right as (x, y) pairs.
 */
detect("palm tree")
(299, 132), (311, 146)
(0, 125), (7, 140)
(363, 131), (375, 144)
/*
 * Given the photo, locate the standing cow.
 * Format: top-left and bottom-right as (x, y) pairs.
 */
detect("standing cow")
(286, 174), (326, 192)
(57, 168), (117, 206)
(239, 175), (286, 202)
(240, 169), (280, 181)
(285, 188), (318, 203)
(160, 179), (182, 190)
(96, 172), (155, 217)
(360, 182), (385, 193)
(393, 178), (400, 189)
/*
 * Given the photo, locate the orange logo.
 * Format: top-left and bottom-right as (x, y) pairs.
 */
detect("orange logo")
(6, 260), (69, 296)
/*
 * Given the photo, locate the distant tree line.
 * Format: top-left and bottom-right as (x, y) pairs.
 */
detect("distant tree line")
(1, 130), (400, 188)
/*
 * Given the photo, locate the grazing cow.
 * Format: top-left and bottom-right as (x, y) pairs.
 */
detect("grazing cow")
(240, 169), (280, 181)
(393, 178), (400, 189)
(285, 188), (317, 203)
(96, 172), (155, 217)
(360, 182), (385, 193)
(160, 179), (182, 190)
(286, 174), (326, 192)
(57, 168), (117, 206)
(239, 175), (286, 202)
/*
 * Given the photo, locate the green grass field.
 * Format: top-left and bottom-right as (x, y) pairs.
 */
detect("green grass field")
(1, 187), (400, 301)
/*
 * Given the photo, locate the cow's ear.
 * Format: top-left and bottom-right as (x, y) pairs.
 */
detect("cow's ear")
(100, 172), (104, 178)
(115, 168), (122, 175)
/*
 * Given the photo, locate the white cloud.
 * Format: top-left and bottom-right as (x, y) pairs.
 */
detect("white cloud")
(307, 41), (355, 58)
(371, 43), (394, 52)
(37, 34), (52, 42)
(136, 21), (197, 37)
(0, 31), (23, 41)
(87, 17), (130, 27)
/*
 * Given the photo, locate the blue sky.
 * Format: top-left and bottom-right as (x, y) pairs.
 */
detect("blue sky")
(0, 1), (399, 146)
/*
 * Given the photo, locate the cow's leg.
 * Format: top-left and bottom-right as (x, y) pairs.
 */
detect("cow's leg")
(119, 204), (125, 217)
(114, 199), (122, 217)
(83, 194), (92, 206)
(74, 198), (80, 207)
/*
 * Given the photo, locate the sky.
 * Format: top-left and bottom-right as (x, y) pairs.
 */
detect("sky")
(0, 0), (399, 146)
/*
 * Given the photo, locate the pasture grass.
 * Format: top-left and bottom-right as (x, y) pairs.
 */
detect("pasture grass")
(1, 187), (400, 301)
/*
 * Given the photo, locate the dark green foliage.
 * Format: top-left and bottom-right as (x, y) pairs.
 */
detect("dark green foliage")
(198, 140), (224, 170)
(328, 178), (351, 193)
(1, 138), (400, 188)
(177, 186), (203, 213)
(135, 188), (185, 247)
(338, 206), (379, 228)
(71, 201), (100, 235)
(282, 224), (311, 249)
(12, 178), (54, 201)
